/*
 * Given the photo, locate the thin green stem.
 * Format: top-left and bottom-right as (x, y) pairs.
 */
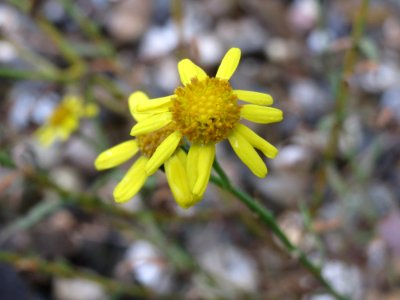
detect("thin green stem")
(211, 161), (348, 300)
(325, 0), (369, 160)
(0, 251), (180, 299)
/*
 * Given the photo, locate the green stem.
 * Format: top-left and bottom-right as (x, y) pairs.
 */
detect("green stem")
(325, 0), (370, 160)
(0, 251), (180, 299)
(211, 161), (348, 300)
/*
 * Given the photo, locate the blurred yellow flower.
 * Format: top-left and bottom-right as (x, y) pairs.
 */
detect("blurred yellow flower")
(130, 48), (283, 207)
(95, 92), (196, 207)
(35, 95), (98, 147)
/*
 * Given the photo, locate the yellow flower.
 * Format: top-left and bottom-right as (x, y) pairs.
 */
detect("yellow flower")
(35, 95), (98, 147)
(129, 48), (283, 207)
(95, 92), (197, 208)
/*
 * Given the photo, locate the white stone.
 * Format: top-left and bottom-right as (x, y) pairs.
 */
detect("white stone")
(54, 278), (107, 300)
(125, 240), (172, 293)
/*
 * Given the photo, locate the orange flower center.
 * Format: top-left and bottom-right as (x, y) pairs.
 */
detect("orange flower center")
(171, 77), (241, 144)
(137, 124), (177, 157)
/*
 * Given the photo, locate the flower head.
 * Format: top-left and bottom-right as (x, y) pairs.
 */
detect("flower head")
(95, 92), (197, 208)
(129, 48), (283, 208)
(35, 95), (98, 147)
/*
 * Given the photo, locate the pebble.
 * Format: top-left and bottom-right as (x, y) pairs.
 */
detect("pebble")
(196, 33), (224, 66)
(63, 134), (98, 174)
(289, 79), (332, 121)
(106, 0), (151, 43)
(189, 225), (259, 295)
(338, 115), (364, 156)
(357, 63), (400, 93)
(307, 29), (332, 54)
(287, 0), (319, 33)
(378, 212), (400, 257)
(54, 278), (107, 300)
(272, 144), (313, 173)
(8, 82), (58, 130)
(152, 56), (180, 92)
(383, 17), (400, 49)
(0, 4), (20, 35)
(50, 166), (83, 192)
(381, 87), (400, 123)
(12, 138), (60, 169)
(138, 22), (178, 59)
(123, 240), (172, 294)
(311, 261), (363, 300)
(43, 0), (66, 23)
(253, 172), (309, 208)
(216, 18), (267, 53)
(264, 37), (300, 62)
(0, 41), (17, 63)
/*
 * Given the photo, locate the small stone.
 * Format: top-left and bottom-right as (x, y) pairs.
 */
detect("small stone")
(106, 0), (151, 43)
(190, 226), (258, 294)
(381, 87), (400, 123)
(367, 238), (387, 272)
(196, 33), (224, 66)
(253, 173), (309, 208)
(383, 17), (400, 49)
(311, 261), (363, 300)
(217, 18), (267, 53)
(272, 144), (313, 172)
(203, 0), (237, 18)
(289, 79), (332, 121)
(0, 41), (17, 62)
(287, 0), (319, 32)
(153, 56), (180, 92)
(357, 63), (400, 93)
(54, 278), (107, 300)
(138, 22), (178, 58)
(307, 29), (331, 54)
(0, 4), (20, 34)
(378, 212), (400, 257)
(63, 135), (98, 174)
(338, 115), (363, 155)
(8, 82), (58, 129)
(277, 211), (304, 247)
(50, 166), (83, 192)
(123, 240), (172, 294)
(265, 38), (300, 62)
(43, 0), (65, 23)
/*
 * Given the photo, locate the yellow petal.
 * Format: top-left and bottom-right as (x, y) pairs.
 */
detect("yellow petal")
(58, 127), (72, 141)
(130, 112), (172, 136)
(216, 48), (241, 80)
(234, 90), (273, 106)
(95, 140), (139, 170)
(240, 105), (283, 124)
(192, 144), (215, 197)
(186, 143), (200, 190)
(129, 91), (148, 116)
(130, 94), (172, 122)
(135, 95), (172, 113)
(63, 95), (81, 110)
(165, 149), (200, 208)
(178, 59), (208, 85)
(113, 156), (148, 203)
(62, 116), (78, 131)
(145, 131), (182, 175)
(84, 103), (99, 117)
(234, 124), (278, 158)
(228, 132), (267, 178)
(36, 126), (55, 147)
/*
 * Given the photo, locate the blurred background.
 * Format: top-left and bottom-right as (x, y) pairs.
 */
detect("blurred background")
(1, 0), (400, 299)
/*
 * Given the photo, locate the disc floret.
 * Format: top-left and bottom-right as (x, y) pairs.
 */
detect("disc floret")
(137, 124), (176, 157)
(171, 77), (241, 144)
